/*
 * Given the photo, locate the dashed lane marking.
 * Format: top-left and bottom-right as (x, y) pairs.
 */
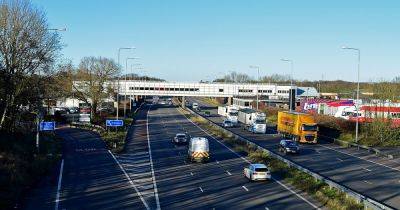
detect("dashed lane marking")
(242, 186), (249, 192)
(226, 170), (232, 176)
(363, 167), (372, 172)
(199, 187), (204, 192)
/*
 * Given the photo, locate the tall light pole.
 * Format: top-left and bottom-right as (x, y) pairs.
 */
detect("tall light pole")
(130, 63), (142, 110)
(124, 57), (140, 117)
(281, 59), (294, 111)
(342, 46), (361, 144)
(249, 65), (260, 110)
(117, 47), (135, 119)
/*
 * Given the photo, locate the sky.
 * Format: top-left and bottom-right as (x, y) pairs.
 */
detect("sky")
(33, 0), (400, 82)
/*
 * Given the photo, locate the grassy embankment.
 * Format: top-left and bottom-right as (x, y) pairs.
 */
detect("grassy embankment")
(185, 111), (364, 210)
(0, 131), (62, 209)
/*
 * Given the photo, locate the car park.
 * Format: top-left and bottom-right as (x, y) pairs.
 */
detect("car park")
(279, 139), (300, 154)
(173, 133), (189, 144)
(243, 163), (271, 181)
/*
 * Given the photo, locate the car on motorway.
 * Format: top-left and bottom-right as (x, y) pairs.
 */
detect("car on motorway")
(222, 119), (234, 128)
(188, 137), (209, 163)
(173, 133), (189, 144)
(243, 163), (271, 181)
(192, 102), (199, 110)
(279, 139), (300, 154)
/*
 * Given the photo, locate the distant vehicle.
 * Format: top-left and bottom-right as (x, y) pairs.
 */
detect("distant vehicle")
(243, 164), (271, 181)
(238, 108), (267, 134)
(67, 107), (79, 114)
(173, 133), (189, 144)
(222, 119), (234, 128)
(218, 106), (238, 124)
(192, 102), (199, 110)
(159, 100), (167, 105)
(277, 111), (318, 144)
(279, 139), (300, 154)
(187, 137), (209, 163)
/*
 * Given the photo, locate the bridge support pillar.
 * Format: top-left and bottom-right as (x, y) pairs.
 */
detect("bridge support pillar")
(182, 96), (186, 108)
(227, 97), (233, 105)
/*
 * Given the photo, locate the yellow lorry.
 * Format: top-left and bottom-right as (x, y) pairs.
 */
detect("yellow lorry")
(277, 111), (318, 144)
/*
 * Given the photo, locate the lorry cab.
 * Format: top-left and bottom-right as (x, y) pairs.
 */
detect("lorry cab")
(277, 111), (318, 144)
(188, 137), (210, 163)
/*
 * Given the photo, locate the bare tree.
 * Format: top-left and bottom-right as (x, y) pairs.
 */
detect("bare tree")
(73, 57), (119, 121)
(0, 0), (61, 129)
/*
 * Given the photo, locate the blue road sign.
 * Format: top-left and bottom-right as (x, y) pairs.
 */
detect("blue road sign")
(106, 120), (124, 127)
(40, 121), (55, 131)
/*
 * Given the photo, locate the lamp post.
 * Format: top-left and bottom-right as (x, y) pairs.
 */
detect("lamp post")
(249, 65), (260, 110)
(124, 57), (140, 118)
(117, 47), (135, 119)
(281, 59), (294, 111)
(130, 64), (142, 109)
(342, 46), (361, 144)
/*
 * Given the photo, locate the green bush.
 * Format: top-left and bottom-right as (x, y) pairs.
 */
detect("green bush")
(101, 131), (126, 153)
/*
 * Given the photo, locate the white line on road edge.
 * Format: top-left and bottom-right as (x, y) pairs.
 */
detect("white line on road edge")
(319, 144), (400, 172)
(54, 159), (64, 210)
(108, 150), (150, 210)
(337, 158), (344, 162)
(242, 186), (249, 191)
(226, 170), (232, 175)
(178, 107), (320, 210)
(147, 105), (162, 210)
(199, 187), (204, 192)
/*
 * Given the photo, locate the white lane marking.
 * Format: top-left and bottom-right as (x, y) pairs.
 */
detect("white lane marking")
(337, 158), (344, 162)
(216, 160), (220, 164)
(265, 207), (270, 210)
(190, 172), (194, 176)
(108, 150), (150, 210)
(179, 107), (320, 210)
(178, 151), (181, 156)
(54, 159), (64, 210)
(199, 187), (204, 192)
(319, 144), (400, 172)
(364, 180), (373, 185)
(363, 167), (372, 172)
(147, 106), (162, 210)
(242, 185), (249, 191)
(226, 170), (232, 176)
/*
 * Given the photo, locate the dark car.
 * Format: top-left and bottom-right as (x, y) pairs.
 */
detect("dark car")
(173, 133), (189, 144)
(279, 139), (300, 154)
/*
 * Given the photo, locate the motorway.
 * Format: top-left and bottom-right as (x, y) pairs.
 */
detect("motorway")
(127, 104), (322, 209)
(189, 97), (400, 209)
(23, 128), (146, 210)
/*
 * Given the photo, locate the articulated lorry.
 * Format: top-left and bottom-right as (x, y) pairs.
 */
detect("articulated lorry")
(218, 106), (239, 124)
(238, 108), (267, 134)
(277, 111), (318, 144)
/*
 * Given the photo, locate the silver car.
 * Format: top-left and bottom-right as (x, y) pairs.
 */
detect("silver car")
(173, 133), (188, 144)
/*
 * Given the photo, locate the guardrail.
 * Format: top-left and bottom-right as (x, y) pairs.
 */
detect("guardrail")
(183, 105), (395, 210)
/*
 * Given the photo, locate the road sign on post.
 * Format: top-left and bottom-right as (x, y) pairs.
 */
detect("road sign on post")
(106, 119), (124, 127)
(40, 121), (56, 131)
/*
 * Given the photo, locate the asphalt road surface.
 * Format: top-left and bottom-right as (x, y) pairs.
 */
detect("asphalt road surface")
(127, 104), (323, 210)
(188, 97), (400, 209)
(23, 128), (146, 210)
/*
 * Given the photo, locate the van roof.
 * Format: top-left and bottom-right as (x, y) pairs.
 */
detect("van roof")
(239, 108), (257, 114)
(251, 163), (267, 168)
(190, 137), (207, 141)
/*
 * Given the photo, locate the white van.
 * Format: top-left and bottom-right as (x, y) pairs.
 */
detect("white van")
(188, 137), (209, 163)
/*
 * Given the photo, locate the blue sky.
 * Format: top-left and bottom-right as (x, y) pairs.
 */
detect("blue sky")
(33, 0), (400, 82)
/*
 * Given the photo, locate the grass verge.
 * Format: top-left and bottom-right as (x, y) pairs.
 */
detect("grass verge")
(101, 131), (127, 153)
(0, 131), (62, 209)
(186, 109), (364, 210)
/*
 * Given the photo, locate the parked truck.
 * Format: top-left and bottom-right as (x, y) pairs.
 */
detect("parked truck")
(218, 106), (239, 124)
(277, 111), (318, 144)
(238, 108), (267, 134)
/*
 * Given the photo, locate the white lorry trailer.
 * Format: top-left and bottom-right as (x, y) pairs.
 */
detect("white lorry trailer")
(218, 106), (239, 124)
(238, 108), (267, 134)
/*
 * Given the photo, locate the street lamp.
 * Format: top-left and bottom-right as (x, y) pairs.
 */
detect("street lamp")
(249, 65), (260, 110)
(342, 46), (361, 144)
(281, 58), (294, 111)
(124, 57), (140, 118)
(116, 47), (135, 119)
